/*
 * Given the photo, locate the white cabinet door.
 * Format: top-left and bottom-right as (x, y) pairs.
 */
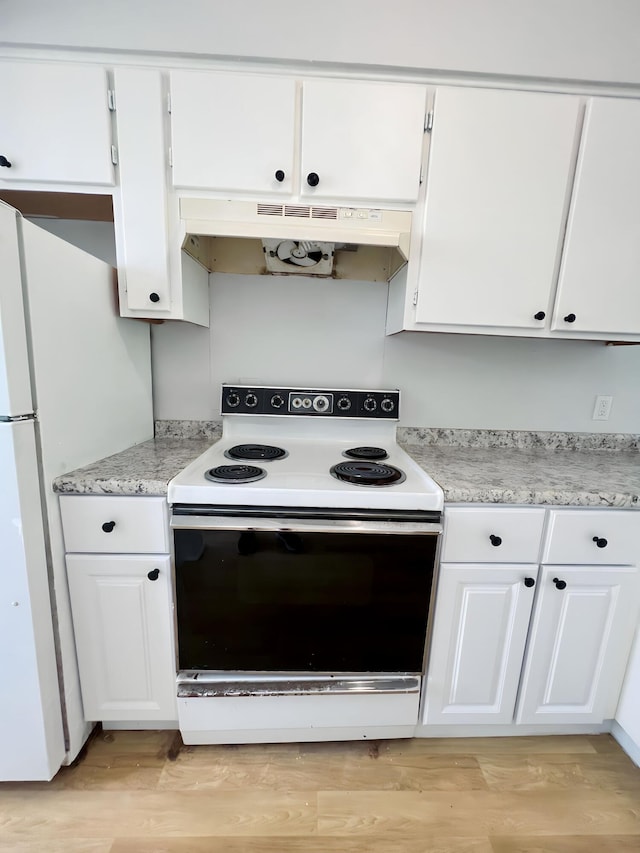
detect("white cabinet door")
(517, 564), (640, 725)
(113, 67), (209, 325)
(66, 554), (176, 722)
(552, 97), (640, 336)
(415, 87), (580, 328)
(170, 71), (296, 194)
(0, 62), (114, 186)
(423, 564), (538, 724)
(300, 79), (426, 202)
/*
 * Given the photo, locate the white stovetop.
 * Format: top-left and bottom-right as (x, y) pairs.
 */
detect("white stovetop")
(168, 417), (443, 511)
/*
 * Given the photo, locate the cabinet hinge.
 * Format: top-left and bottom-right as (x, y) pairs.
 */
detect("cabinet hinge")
(107, 89), (116, 111)
(413, 288), (419, 306)
(425, 111), (434, 133)
(167, 92), (172, 114)
(168, 147), (173, 167)
(111, 145), (118, 165)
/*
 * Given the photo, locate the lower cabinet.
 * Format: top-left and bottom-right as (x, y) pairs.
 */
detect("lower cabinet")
(424, 506), (640, 728)
(516, 564), (640, 724)
(66, 554), (176, 722)
(423, 563), (538, 724)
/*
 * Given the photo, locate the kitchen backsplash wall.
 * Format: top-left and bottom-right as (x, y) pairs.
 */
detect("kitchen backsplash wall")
(151, 271), (640, 433)
(32, 220), (640, 433)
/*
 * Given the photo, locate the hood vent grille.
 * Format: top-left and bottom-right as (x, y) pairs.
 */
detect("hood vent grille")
(256, 203), (339, 221)
(284, 205), (311, 218)
(256, 204), (283, 216)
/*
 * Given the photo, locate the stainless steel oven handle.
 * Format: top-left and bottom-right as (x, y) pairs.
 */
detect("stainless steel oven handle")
(171, 514), (442, 536)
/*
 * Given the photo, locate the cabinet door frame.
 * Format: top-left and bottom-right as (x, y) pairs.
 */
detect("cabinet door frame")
(516, 563), (640, 725)
(0, 62), (114, 186)
(169, 70), (297, 195)
(423, 563), (538, 725)
(66, 553), (176, 722)
(414, 86), (582, 329)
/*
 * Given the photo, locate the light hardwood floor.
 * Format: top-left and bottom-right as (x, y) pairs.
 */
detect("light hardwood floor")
(0, 731), (639, 851)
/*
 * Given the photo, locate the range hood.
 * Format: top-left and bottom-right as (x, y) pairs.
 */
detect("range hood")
(180, 199), (412, 282)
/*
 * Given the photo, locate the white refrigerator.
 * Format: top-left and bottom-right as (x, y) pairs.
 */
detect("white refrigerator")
(0, 201), (153, 780)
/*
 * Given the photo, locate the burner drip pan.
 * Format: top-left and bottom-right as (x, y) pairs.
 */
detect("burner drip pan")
(205, 464), (266, 484)
(225, 444), (287, 461)
(330, 461), (405, 487)
(343, 446), (388, 461)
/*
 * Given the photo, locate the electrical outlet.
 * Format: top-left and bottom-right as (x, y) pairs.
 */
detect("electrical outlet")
(592, 395), (613, 421)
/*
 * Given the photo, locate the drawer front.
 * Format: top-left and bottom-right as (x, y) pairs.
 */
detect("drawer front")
(60, 496), (169, 553)
(442, 507), (546, 563)
(543, 510), (640, 566)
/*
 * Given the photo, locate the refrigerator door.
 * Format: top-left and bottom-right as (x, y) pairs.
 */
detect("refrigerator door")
(0, 419), (65, 780)
(17, 213), (153, 762)
(0, 202), (34, 417)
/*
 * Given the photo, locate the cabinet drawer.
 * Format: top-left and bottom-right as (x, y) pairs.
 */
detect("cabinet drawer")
(442, 507), (546, 563)
(543, 510), (640, 565)
(60, 496), (169, 553)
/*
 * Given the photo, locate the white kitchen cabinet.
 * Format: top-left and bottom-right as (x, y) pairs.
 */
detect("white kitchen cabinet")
(299, 79), (426, 203)
(442, 506), (546, 564)
(169, 71), (426, 202)
(516, 564), (640, 724)
(169, 71), (296, 195)
(113, 67), (209, 325)
(61, 494), (177, 723)
(0, 62), (114, 186)
(66, 554), (176, 722)
(423, 564), (538, 724)
(425, 505), (640, 729)
(414, 86), (581, 329)
(551, 97), (640, 336)
(60, 495), (169, 554)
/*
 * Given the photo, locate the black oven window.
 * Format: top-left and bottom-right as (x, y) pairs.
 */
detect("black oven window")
(174, 528), (436, 674)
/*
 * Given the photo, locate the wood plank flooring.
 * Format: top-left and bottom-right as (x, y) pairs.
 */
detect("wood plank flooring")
(0, 730), (638, 851)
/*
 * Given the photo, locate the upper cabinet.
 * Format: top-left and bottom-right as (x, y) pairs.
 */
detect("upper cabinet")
(169, 71), (427, 203)
(551, 98), (640, 336)
(0, 62), (114, 186)
(403, 86), (640, 341)
(112, 67), (209, 326)
(169, 72), (296, 195)
(298, 79), (426, 203)
(414, 86), (580, 330)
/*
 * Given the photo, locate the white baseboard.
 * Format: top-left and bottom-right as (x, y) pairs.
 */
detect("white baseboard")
(611, 720), (640, 767)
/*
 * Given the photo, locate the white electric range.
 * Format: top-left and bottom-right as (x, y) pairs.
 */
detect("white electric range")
(167, 385), (443, 745)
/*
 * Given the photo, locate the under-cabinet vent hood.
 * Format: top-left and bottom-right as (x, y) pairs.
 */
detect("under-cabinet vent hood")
(180, 199), (412, 282)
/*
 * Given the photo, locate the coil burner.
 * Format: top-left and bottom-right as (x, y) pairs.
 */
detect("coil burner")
(225, 444), (287, 461)
(205, 464), (266, 484)
(342, 446), (389, 461)
(330, 461), (405, 487)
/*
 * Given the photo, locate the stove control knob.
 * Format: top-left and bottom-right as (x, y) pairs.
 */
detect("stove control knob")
(226, 391), (240, 408)
(380, 397), (395, 413)
(313, 394), (330, 412)
(245, 393), (258, 408)
(363, 396), (377, 413)
(337, 396), (352, 411)
(270, 394), (285, 409)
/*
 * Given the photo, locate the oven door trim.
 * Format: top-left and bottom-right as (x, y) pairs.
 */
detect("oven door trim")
(171, 513), (442, 536)
(177, 673), (421, 698)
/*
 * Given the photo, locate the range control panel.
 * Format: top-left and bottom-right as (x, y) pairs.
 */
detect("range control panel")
(221, 385), (400, 419)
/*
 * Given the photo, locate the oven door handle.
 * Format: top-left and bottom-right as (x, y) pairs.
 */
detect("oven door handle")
(170, 514), (442, 536)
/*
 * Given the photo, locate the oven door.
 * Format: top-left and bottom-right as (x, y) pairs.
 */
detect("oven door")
(171, 512), (441, 677)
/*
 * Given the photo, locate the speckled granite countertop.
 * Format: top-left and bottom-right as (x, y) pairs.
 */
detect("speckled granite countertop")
(52, 437), (215, 496)
(53, 422), (640, 508)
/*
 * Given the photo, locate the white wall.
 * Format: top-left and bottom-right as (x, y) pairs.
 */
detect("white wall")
(3, 0), (640, 86)
(151, 272), (640, 432)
